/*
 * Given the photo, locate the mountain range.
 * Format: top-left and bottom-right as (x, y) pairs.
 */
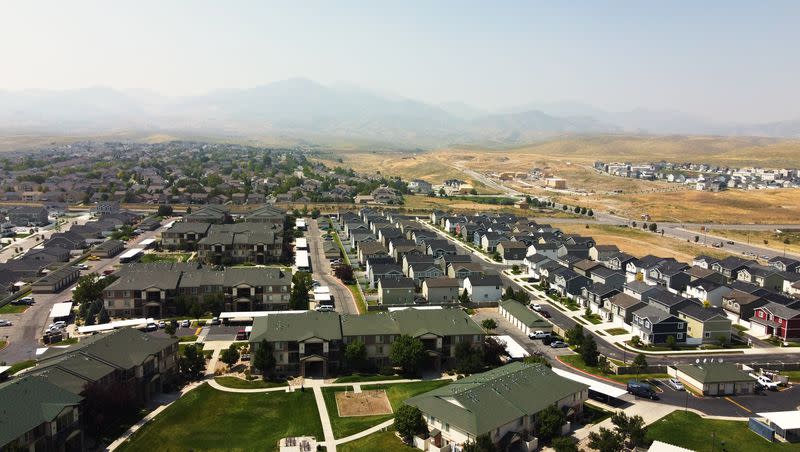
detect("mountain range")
(1, 78), (798, 147)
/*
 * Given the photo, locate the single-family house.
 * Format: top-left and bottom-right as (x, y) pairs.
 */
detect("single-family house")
(421, 277), (461, 304)
(463, 274), (503, 302)
(631, 305), (688, 345)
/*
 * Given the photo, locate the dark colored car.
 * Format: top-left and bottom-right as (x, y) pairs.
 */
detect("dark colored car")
(540, 310), (551, 318)
(627, 381), (659, 400)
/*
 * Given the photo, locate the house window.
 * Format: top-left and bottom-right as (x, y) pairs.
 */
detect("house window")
(704, 332), (710, 338)
(677, 323), (683, 329)
(677, 333), (684, 340)
(445, 423), (450, 432)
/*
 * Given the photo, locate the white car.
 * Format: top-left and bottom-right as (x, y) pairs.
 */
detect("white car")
(0, 319), (11, 327)
(316, 305), (335, 312)
(667, 378), (685, 391)
(529, 303), (542, 312)
(180, 319), (191, 328)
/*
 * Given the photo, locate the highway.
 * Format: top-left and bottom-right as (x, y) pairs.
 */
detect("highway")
(306, 218), (358, 314)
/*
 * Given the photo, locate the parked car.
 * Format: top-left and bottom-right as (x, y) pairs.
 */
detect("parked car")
(145, 323), (158, 332)
(316, 305), (335, 312)
(77, 263), (90, 270)
(210, 317), (221, 326)
(754, 375), (779, 391)
(667, 378), (685, 391)
(102, 269), (114, 275)
(528, 330), (551, 340)
(157, 321), (166, 329)
(539, 310), (552, 319)
(627, 381), (659, 400)
(726, 241), (735, 245)
(236, 329), (249, 340)
(550, 340), (568, 348)
(529, 303), (542, 312)
(180, 319), (191, 328)
(0, 320), (12, 327)
(12, 296), (34, 305)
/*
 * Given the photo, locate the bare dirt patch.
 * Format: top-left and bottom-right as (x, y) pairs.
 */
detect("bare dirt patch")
(335, 389), (393, 417)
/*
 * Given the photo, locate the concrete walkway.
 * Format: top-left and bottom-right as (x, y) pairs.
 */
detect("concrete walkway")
(312, 384), (337, 452)
(334, 419), (394, 445)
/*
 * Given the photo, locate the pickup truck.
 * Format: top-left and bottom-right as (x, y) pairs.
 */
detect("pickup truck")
(751, 374), (779, 390)
(528, 330), (551, 340)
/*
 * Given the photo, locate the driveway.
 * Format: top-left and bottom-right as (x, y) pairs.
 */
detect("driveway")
(306, 218), (358, 314)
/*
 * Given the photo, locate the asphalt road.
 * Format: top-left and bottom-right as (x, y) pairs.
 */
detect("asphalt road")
(306, 218), (358, 314)
(0, 226), (165, 364)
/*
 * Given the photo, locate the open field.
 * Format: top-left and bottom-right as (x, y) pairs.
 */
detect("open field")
(320, 136), (800, 224)
(647, 411), (797, 452)
(552, 222), (732, 261)
(322, 380), (450, 439)
(117, 383), (322, 452)
(555, 188), (800, 224)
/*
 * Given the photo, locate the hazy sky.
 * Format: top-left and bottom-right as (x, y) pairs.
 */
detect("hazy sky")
(1, 1), (798, 122)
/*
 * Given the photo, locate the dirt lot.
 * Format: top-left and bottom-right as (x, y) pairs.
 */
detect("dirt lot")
(335, 389), (393, 417)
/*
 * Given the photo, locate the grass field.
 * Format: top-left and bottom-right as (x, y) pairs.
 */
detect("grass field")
(213, 376), (288, 389)
(604, 328), (628, 336)
(7, 359), (37, 375)
(0, 304), (29, 314)
(117, 383), (322, 452)
(322, 380), (450, 439)
(647, 411), (797, 452)
(334, 373), (404, 383)
(0, 340), (6, 350)
(338, 430), (414, 452)
(552, 222), (732, 262)
(139, 253), (193, 263)
(559, 354), (669, 384)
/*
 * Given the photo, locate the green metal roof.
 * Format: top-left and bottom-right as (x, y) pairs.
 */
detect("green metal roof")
(37, 328), (176, 370)
(406, 362), (588, 436)
(0, 377), (82, 447)
(676, 363), (754, 384)
(250, 311), (343, 342)
(499, 300), (549, 328)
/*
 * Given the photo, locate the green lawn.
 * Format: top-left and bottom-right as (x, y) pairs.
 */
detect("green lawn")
(604, 328), (628, 336)
(334, 373), (404, 383)
(214, 376), (288, 389)
(338, 430), (414, 452)
(323, 380), (450, 439)
(559, 354), (668, 384)
(177, 335), (198, 343)
(582, 314), (603, 325)
(647, 411), (797, 452)
(0, 304), (28, 314)
(583, 403), (613, 424)
(139, 253), (192, 263)
(117, 383), (322, 452)
(55, 337), (79, 345)
(347, 284), (367, 314)
(0, 340), (6, 350)
(178, 342), (204, 355)
(7, 359), (36, 375)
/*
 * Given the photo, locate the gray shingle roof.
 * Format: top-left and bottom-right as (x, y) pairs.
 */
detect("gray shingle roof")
(0, 378), (83, 446)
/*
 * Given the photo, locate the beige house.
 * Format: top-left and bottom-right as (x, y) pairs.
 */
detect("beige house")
(421, 277), (461, 303)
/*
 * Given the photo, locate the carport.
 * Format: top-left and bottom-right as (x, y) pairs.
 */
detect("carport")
(757, 411), (800, 442)
(552, 367), (628, 405)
